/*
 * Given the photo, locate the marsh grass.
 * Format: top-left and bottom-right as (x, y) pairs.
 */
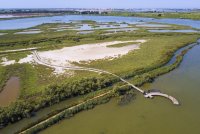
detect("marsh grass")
(107, 41), (141, 48)
(0, 21), (200, 128)
(1, 28), (199, 96)
(108, 12), (200, 20)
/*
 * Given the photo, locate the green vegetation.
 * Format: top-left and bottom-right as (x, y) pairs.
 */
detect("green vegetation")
(17, 45), (194, 133)
(0, 63), (49, 97)
(1, 11), (200, 21)
(0, 12), (78, 21)
(0, 20), (200, 131)
(20, 93), (112, 134)
(131, 47), (193, 86)
(0, 67), (8, 92)
(0, 21), (194, 50)
(107, 41), (140, 48)
(0, 75), (119, 127)
(117, 90), (135, 105)
(86, 35), (199, 76)
(107, 12), (200, 20)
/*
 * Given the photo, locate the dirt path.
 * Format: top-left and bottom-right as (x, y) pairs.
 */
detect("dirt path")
(20, 90), (113, 134)
(33, 50), (144, 93)
(19, 49), (179, 133)
(0, 47), (38, 53)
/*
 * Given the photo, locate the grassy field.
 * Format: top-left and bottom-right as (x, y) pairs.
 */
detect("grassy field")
(107, 41), (141, 47)
(14, 44), (196, 134)
(0, 21), (199, 97)
(0, 21), (195, 49)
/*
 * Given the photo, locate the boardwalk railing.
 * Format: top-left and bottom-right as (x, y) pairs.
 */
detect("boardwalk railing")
(33, 50), (179, 105)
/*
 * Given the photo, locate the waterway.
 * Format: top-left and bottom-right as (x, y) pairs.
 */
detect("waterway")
(0, 95), (81, 133)
(0, 15), (200, 134)
(1, 15), (200, 30)
(40, 43), (200, 134)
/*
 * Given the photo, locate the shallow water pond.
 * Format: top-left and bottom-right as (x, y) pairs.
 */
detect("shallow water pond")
(1, 15), (200, 30)
(149, 29), (199, 33)
(136, 23), (170, 27)
(0, 76), (20, 107)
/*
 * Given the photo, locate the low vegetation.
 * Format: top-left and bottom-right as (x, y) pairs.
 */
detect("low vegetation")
(108, 12), (200, 20)
(107, 41), (141, 48)
(0, 20), (200, 132)
(0, 75), (119, 127)
(17, 45), (194, 133)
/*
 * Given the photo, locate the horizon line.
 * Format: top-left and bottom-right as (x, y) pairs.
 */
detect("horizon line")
(0, 7), (200, 9)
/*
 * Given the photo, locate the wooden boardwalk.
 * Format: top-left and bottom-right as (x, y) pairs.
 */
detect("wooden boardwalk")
(33, 51), (145, 93)
(144, 92), (179, 105)
(33, 50), (179, 105)
(20, 51), (181, 133)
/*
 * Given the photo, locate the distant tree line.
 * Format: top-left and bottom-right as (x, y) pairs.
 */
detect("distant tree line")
(0, 9), (108, 15)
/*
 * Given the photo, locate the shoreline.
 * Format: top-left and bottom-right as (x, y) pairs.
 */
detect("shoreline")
(14, 38), (200, 134)
(1, 12), (200, 22)
(0, 35), (199, 125)
(0, 16), (200, 132)
(0, 13), (69, 21)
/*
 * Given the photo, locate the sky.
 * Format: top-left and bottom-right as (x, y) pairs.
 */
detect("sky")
(0, 0), (200, 9)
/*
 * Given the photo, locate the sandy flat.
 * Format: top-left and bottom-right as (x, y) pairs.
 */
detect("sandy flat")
(1, 57), (15, 66)
(0, 33), (7, 36)
(38, 40), (146, 64)
(15, 31), (42, 34)
(18, 40), (146, 74)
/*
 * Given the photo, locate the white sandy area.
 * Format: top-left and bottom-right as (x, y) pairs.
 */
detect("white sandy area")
(1, 57), (15, 66)
(14, 40), (146, 74)
(15, 31), (42, 34)
(18, 55), (34, 64)
(0, 47), (38, 65)
(38, 40), (146, 64)
(58, 26), (75, 29)
(0, 33), (7, 36)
